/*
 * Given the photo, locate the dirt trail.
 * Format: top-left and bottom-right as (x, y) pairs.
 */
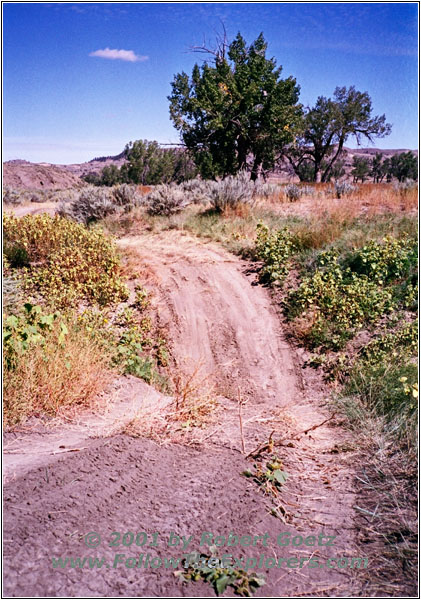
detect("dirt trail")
(3, 231), (361, 597)
(4, 201), (57, 217)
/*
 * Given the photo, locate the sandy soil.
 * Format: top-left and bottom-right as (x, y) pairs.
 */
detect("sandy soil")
(4, 201), (58, 217)
(3, 231), (363, 597)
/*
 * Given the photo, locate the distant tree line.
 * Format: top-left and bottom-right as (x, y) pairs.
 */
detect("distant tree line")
(351, 151), (418, 183)
(83, 140), (198, 186)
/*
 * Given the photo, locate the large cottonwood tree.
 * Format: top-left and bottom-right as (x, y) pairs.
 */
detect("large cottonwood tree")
(168, 33), (302, 180)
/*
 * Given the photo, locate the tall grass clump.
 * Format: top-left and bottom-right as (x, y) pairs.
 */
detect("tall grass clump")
(340, 321), (418, 449)
(334, 182), (356, 199)
(3, 304), (113, 426)
(283, 184), (302, 202)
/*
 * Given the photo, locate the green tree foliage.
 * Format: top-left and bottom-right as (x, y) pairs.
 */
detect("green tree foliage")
(351, 156), (371, 183)
(368, 151), (418, 183)
(120, 140), (167, 185)
(390, 151), (418, 182)
(168, 32), (302, 180)
(286, 86), (391, 182)
(83, 141), (198, 186)
(100, 164), (122, 186)
(370, 152), (384, 183)
(121, 140), (197, 184)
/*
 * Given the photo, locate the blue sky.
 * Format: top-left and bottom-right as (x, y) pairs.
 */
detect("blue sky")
(3, 2), (418, 164)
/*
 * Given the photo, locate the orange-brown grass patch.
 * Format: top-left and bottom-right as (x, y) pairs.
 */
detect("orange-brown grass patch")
(222, 202), (253, 219)
(137, 185), (153, 195)
(352, 182), (418, 214)
(264, 182), (417, 220)
(4, 318), (114, 427)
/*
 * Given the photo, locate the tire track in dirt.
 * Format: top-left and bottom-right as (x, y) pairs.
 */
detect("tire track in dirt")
(3, 230), (362, 597)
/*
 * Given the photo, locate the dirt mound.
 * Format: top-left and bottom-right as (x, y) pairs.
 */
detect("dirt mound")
(3, 153), (127, 190)
(3, 162), (85, 190)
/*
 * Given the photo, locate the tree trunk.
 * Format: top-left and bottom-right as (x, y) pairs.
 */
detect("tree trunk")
(237, 136), (248, 172)
(250, 156), (261, 181)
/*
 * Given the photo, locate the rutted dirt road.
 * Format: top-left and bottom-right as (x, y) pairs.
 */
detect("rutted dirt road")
(4, 230), (361, 597)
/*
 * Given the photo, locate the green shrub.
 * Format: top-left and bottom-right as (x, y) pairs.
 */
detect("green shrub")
(111, 184), (142, 210)
(3, 213), (129, 308)
(3, 186), (23, 205)
(57, 186), (116, 224)
(286, 262), (394, 349)
(146, 184), (189, 216)
(345, 235), (417, 285)
(254, 222), (298, 284)
(179, 179), (211, 204)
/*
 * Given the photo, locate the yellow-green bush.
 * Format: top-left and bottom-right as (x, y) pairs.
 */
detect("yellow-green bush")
(3, 213), (129, 308)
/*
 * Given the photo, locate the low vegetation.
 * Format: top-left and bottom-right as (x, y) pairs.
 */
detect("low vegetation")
(254, 216), (417, 454)
(3, 213), (169, 426)
(176, 550), (265, 597)
(3, 170), (417, 595)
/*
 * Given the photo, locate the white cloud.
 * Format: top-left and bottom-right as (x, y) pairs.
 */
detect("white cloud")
(89, 48), (148, 63)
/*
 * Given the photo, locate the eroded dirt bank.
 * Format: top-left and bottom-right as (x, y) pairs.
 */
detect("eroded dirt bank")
(4, 231), (361, 597)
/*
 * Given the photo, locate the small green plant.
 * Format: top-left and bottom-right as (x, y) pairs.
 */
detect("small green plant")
(243, 457), (289, 496)
(176, 550), (265, 597)
(3, 303), (66, 370)
(134, 284), (150, 310)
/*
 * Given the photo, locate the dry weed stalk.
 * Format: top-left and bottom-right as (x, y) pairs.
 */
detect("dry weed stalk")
(237, 387), (247, 454)
(170, 359), (218, 426)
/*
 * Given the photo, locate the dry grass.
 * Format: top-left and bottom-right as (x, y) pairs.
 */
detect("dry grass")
(171, 360), (218, 427)
(222, 202), (253, 219)
(335, 395), (418, 596)
(3, 320), (114, 427)
(119, 360), (218, 442)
